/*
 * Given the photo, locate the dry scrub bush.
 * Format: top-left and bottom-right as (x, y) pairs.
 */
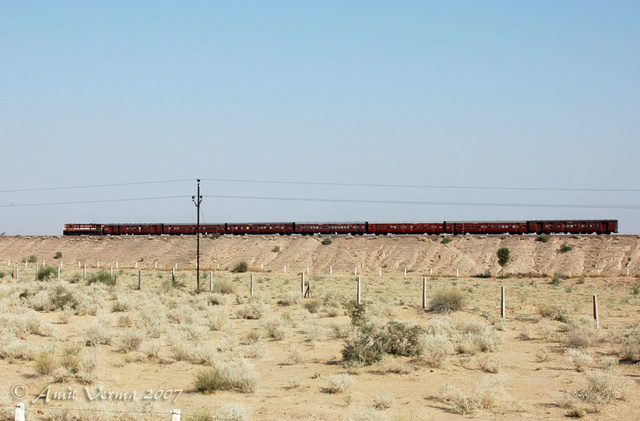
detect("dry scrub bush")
(0, 333), (32, 360)
(206, 292), (228, 306)
(303, 298), (322, 314)
(566, 348), (594, 372)
(117, 331), (145, 353)
(535, 347), (551, 363)
(326, 373), (354, 394)
(35, 349), (59, 375)
(537, 304), (570, 322)
(564, 317), (598, 349)
(245, 340), (267, 359)
(477, 355), (501, 374)
(555, 369), (634, 411)
(617, 323), (640, 361)
(277, 291), (300, 306)
(214, 403), (252, 421)
(85, 316), (114, 346)
(195, 358), (258, 393)
(419, 334), (453, 368)
(430, 289), (465, 314)
(203, 306), (229, 331)
(236, 301), (266, 320)
(441, 377), (503, 415)
(262, 317), (288, 340)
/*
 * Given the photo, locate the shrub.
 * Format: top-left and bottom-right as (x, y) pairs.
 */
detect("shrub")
(236, 302), (266, 320)
(537, 234), (550, 243)
(303, 298), (322, 314)
(28, 255), (38, 263)
(326, 373), (354, 394)
(551, 276), (561, 286)
(560, 244), (574, 253)
(37, 266), (57, 281)
(441, 236), (453, 244)
(277, 291), (300, 306)
(211, 280), (234, 294)
(321, 238), (333, 245)
(441, 378), (502, 415)
(497, 248), (510, 267)
(232, 262), (248, 273)
(272, 246), (280, 253)
(429, 289), (465, 314)
(344, 301), (367, 326)
(54, 251), (62, 259)
(35, 350), (59, 375)
(87, 270), (116, 286)
(194, 359), (258, 393)
(419, 334), (453, 368)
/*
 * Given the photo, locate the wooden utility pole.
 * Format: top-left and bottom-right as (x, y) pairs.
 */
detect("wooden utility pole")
(192, 179), (202, 292)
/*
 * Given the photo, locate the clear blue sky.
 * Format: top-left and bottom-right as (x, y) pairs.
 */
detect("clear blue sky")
(1, 1), (639, 235)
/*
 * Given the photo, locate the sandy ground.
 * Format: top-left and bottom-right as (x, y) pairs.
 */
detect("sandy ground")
(0, 235), (639, 420)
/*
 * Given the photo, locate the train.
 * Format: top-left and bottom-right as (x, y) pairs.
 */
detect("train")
(63, 219), (618, 236)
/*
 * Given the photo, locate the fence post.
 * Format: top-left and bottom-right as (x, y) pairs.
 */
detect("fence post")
(422, 277), (427, 310)
(14, 403), (25, 421)
(35, 263), (38, 280)
(83, 264), (87, 281)
(138, 270), (141, 290)
(171, 409), (181, 421)
(593, 295), (599, 329)
(357, 277), (361, 305)
(501, 286), (506, 319)
(251, 272), (254, 297)
(57, 265), (60, 281)
(330, 266), (332, 275)
(301, 273), (305, 298)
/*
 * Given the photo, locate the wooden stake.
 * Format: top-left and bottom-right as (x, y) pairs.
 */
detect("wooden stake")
(593, 295), (599, 328)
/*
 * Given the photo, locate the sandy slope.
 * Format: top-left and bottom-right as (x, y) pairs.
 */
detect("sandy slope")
(0, 235), (638, 277)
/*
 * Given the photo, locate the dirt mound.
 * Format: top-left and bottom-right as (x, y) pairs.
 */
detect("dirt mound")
(1, 235), (638, 277)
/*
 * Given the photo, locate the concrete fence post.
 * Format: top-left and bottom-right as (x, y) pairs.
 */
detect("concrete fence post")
(14, 403), (25, 421)
(138, 270), (141, 290)
(357, 277), (361, 305)
(422, 277), (427, 310)
(57, 265), (60, 281)
(84, 264), (87, 281)
(171, 409), (180, 421)
(301, 273), (305, 298)
(35, 263), (38, 281)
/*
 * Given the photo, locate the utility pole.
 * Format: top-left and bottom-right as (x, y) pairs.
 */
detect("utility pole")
(192, 179), (202, 292)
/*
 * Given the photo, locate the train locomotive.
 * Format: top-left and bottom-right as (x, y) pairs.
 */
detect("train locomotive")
(63, 219), (618, 236)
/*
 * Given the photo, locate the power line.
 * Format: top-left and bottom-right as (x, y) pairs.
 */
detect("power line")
(0, 179), (193, 194)
(202, 177), (640, 193)
(203, 194), (640, 210)
(0, 195), (189, 208)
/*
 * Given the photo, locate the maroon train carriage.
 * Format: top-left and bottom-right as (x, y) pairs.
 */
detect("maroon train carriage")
(103, 224), (163, 235)
(294, 222), (368, 235)
(163, 224), (226, 235)
(367, 222), (445, 235)
(226, 222), (295, 235)
(449, 221), (529, 235)
(527, 220), (617, 235)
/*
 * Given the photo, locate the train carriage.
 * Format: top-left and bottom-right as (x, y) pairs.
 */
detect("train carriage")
(294, 222), (367, 235)
(226, 222), (294, 235)
(367, 222), (444, 235)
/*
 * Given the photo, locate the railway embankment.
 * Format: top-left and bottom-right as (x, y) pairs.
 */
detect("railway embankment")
(0, 234), (638, 278)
